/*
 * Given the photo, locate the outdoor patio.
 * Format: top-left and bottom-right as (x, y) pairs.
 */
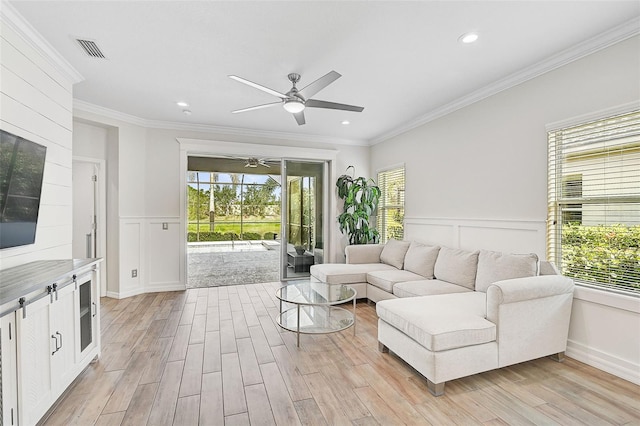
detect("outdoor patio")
(187, 240), (280, 287)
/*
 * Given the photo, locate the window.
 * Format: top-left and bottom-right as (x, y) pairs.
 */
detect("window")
(547, 110), (640, 294)
(377, 166), (405, 243)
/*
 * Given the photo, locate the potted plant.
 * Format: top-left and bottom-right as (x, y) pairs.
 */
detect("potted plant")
(336, 166), (381, 245)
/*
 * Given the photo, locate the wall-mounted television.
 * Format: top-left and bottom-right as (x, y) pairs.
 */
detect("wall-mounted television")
(0, 129), (47, 249)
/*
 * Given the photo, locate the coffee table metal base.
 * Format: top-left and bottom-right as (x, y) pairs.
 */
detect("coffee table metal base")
(276, 303), (356, 346)
(275, 282), (357, 347)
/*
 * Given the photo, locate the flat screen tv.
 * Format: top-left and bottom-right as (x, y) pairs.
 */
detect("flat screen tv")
(0, 129), (47, 249)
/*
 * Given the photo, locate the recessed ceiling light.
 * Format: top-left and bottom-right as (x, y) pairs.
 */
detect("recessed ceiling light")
(459, 32), (479, 44)
(183, 109), (192, 115)
(341, 120), (350, 125)
(177, 101), (189, 107)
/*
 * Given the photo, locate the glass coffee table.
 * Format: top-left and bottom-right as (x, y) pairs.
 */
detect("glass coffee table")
(275, 281), (356, 347)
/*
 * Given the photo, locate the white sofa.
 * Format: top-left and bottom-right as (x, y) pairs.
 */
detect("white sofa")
(309, 239), (574, 396)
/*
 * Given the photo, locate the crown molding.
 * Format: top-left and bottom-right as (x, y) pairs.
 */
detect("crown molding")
(1, 0), (84, 84)
(73, 99), (369, 147)
(370, 16), (640, 145)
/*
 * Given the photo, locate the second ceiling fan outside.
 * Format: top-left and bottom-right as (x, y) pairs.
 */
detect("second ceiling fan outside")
(229, 71), (364, 125)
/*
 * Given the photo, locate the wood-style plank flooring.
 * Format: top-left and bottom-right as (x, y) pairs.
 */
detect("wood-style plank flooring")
(41, 283), (640, 425)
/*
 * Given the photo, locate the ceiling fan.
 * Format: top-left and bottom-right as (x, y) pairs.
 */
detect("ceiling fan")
(245, 157), (270, 168)
(229, 71), (364, 125)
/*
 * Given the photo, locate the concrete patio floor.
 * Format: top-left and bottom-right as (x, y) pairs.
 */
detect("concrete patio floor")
(187, 240), (282, 287)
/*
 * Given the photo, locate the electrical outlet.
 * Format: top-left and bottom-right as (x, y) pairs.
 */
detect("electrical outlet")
(162, 222), (168, 230)
(131, 269), (138, 278)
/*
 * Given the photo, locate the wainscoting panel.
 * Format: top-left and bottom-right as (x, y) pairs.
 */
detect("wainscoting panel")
(404, 217), (547, 257)
(111, 217), (184, 299)
(146, 217), (183, 293)
(117, 219), (143, 299)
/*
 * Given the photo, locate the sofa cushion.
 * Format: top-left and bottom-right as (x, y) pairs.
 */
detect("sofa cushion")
(367, 270), (424, 292)
(434, 247), (479, 290)
(376, 292), (496, 351)
(310, 263), (396, 285)
(475, 250), (539, 292)
(403, 242), (440, 278)
(380, 239), (411, 269)
(393, 279), (472, 298)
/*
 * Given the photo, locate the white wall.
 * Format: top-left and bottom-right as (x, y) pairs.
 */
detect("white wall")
(371, 36), (640, 384)
(0, 7), (79, 269)
(72, 108), (370, 298)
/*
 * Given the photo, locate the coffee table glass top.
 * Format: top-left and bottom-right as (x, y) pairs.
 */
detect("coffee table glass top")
(275, 281), (356, 306)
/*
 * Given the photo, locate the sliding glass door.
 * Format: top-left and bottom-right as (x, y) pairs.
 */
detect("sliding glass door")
(281, 159), (327, 280)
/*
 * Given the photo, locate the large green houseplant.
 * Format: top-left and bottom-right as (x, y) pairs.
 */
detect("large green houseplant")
(336, 166), (381, 245)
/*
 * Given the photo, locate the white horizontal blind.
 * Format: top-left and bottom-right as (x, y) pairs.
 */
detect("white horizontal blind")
(377, 166), (405, 243)
(548, 110), (640, 294)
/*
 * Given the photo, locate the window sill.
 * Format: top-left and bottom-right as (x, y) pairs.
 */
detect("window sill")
(574, 284), (640, 314)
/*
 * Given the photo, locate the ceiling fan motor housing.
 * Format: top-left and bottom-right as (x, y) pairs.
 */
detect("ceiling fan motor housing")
(287, 73), (301, 85)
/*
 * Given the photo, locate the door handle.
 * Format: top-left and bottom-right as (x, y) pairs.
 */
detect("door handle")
(51, 334), (59, 355)
(92, 302), (97, 318)
(86, 233), (93, 258)
(56, 331), (63, 351)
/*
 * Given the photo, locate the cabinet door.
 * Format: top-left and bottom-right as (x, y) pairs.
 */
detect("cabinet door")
(51, 284), (77, 391)
(16, 296), (54, 426)
(77, 277), (95, 359)
(1, 313), (18, 426)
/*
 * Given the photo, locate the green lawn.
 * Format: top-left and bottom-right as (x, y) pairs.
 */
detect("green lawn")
(188, 219), (280, 236)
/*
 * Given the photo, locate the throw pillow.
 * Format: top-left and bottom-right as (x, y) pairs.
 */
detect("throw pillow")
(379, 239), (411, 269)
(475, 250), (539, 292)
(433, 247), (479, 290)
(403, 242), (441, 279)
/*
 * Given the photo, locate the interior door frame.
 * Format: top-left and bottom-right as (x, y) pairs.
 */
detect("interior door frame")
(178, 138), (338, 287)
(72, 156), (107, 297)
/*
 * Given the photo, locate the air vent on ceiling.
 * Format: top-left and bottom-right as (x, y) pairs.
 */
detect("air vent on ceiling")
(76, 39), (106, 59)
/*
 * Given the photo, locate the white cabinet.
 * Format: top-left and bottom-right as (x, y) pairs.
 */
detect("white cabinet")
(51, 283), (78, 392)
(1, 313), (18, 426)
(77, 275), (99, 365)
(16, 293), (56, 426)
(0, 260), (101, 426)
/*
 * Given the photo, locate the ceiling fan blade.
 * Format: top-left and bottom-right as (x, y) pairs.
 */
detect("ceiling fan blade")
(232, 101), (281, 114)
(305, 99), (364, 112)
(299, 71), (341, 99)
(229, 75), (289, 99)
(294, 111), (306, 126)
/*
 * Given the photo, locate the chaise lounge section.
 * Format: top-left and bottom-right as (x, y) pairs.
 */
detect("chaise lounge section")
(310, 239), (574, 395)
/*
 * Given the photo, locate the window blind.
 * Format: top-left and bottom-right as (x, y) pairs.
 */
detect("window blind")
(377, 166), (405, 243)
(547, 110), (640, 295)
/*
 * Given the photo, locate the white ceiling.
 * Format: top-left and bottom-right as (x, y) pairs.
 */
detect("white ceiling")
(10, 1), (640, 144)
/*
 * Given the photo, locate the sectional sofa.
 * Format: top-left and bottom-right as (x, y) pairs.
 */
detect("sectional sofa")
(309, 239), (574, 395)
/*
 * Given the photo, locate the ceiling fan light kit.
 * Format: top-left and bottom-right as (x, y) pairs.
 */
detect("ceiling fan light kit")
(230, 70), (364, 125)
(283, 99), (305, 113)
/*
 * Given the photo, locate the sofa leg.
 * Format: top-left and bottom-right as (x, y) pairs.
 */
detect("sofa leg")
(550, 351), (565, 362)
(427, 379), (445, 397)
(378, 342), (389, 353)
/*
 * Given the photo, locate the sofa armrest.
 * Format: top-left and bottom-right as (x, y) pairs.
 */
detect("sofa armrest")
(485, 275), (574, 367)
(486, 275), (574, 310)
(345, 244), (384, 264)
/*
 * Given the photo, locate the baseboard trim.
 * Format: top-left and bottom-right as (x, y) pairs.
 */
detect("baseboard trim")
(566, 339), (640, 385)
(105, 283), (186, 299)
(145, 283), (186, 293)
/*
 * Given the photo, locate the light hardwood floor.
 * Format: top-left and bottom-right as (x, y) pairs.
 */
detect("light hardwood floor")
(41, 283), (640, 425)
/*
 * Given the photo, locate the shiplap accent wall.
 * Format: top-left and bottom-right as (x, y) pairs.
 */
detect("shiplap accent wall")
(0, 9), (81, 269)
